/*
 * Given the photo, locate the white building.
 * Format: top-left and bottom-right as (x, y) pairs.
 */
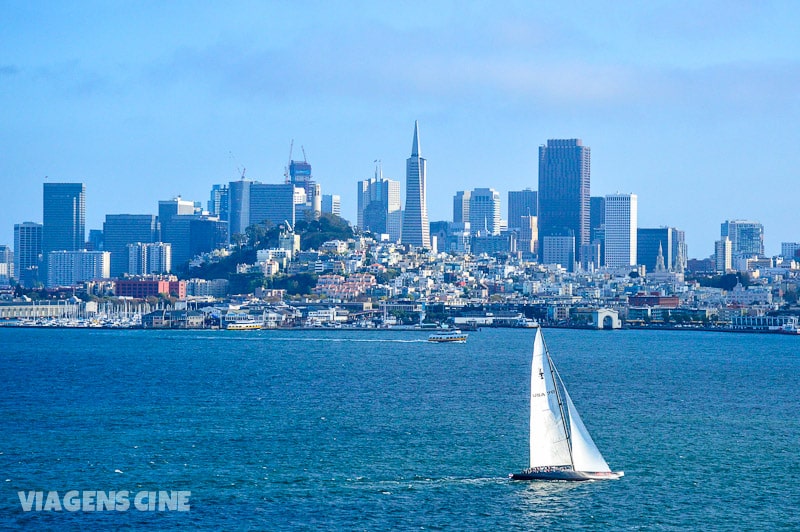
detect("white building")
(604, 193), (638, 268)
(128, 242), (172, 275)
(47, 250), (110, 287)
(715, 238), (732, 272)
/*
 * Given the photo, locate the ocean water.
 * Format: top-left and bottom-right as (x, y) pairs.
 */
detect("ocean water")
(0, 327), (798, 530)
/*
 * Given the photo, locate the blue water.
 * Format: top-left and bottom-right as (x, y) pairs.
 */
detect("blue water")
(0, 327), (798, 530)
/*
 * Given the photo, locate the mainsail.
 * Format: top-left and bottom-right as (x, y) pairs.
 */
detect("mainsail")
(529, 328), (611, 473)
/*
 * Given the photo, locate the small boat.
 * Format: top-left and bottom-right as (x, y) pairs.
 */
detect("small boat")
(510, 327), (623, 481)
(427, 329), (468, 343)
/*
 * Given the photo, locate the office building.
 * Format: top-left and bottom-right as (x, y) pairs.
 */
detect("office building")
(357, 166), (402, 241)
(508, 189), (538, 230)
(781, 242), (800, 260)
(14, 222), (43, 287)
(288, 159), (321, 219)
(208, 184), (229, 221)
(538, 139), (590, 264)
(604, 194), (638, 268)
(453, 191), (471, 224)
(721, 220), (764, 258)
(469, 188), (501, 236)
(401, 121), (430, 248)
(541, 234), (575, 272)
(47, 250), (110, 288)
(103, 214), (160, 277)
(322, 194), (341, 217)
(519, 215), (538, 256)
(637, 227), (687, 273)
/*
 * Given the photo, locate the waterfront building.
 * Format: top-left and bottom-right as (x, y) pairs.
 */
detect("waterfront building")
(604, 193), (637, 268)
(357, 166), (401, 241)
(715, 237), (733, 272)
(507, 189), (538, 231)
(720, 220), (764, 258)
(322, 194), (341, 217)
(401, 121), (430, 248)
(14, 221), (43, 287)
(538, 139), (590, 264)
(453, 191), (471, 224)
(469, 188), (501, 236)
(638, 227), (687, 273)
(103, 214), (160, 277)
(47, 250), (110, 288)
(128, 242), (172, 275)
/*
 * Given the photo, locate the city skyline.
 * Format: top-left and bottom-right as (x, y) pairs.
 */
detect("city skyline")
(2, 3), (800, 256)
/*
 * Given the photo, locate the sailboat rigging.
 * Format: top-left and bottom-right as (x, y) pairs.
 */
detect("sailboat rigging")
(510, 327), (624, 481)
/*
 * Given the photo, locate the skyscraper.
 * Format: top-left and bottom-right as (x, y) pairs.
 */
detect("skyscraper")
(322, 194), (341, 217)
(469, 188), (501, 235)
(507, 189), (538, 230)
(288, 158), (321, 219)
(401, 121), (430, 249)
(103, 214), (160, 277)
(208, 184), (229, 221)
(538, 139), (590, 264)
(0, 245), (13, 283)
(604, 193), (638, 268)
(720, 220), (764, 258)
(357, 165), (402, 241)
(637, 227), (687, 273)
(453, 191), (471, 224)
(43, 182), (86, 255)
(14, 222), (42, 287)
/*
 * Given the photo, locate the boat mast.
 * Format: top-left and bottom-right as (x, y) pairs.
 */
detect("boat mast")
(542, 334), (574, 468)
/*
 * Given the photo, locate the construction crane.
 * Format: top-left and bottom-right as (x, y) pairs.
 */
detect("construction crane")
(284, 139), (294, 183)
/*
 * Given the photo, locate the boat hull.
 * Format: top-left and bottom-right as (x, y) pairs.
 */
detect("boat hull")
(510, 470), (624, 481)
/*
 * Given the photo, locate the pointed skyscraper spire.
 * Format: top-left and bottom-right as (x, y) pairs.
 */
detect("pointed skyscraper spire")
(411, 120), (420, 157)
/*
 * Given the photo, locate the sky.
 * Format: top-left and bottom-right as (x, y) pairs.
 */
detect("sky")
(2, 1), (800, 258)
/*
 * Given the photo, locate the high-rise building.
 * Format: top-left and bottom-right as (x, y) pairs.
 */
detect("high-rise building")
(14, 222), (42, 287)
(322, 194), (341, 217)
(721, 220), (764, 258)
(781, 242), (800, 260)
(519, 215), (538, 256)
(0, 245), (13, 283)
(604, 193), (638, 268)
(228, 179), (252, 237)
(250, 183), (297, 228)
(208, 184), (229, 221)
(508, 189), (538, 230)
(357, 166), (402, 241)
(538, 139), (590, 264)
(541, 234), (575, 272)
(288, 159), (321, 219)
(637, 227), (688, 273)
(103, 214), (160, 277)
(469, 188), (501, 236)
(715, 238), (733, 272)
(128, 242), (172, 275)
(43, 183), (86, 278)
(47, 250), (110, 288)
(453, 191), (471, 224)
(401, 121), (430, 248)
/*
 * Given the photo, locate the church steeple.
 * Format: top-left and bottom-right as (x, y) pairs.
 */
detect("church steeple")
(655, 242), (666, 273)
(411, 120), (420, 157)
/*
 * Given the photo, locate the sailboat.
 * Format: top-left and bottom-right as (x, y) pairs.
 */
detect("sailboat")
(510, 327), (624, 481)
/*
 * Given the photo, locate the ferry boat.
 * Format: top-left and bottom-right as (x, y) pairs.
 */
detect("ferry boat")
(428, 329), (468, 343)
(226, 321), (264, 331)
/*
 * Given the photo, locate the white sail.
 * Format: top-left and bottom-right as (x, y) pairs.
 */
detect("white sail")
(529, 328), (572, 468)
(562, 386), (611, 473)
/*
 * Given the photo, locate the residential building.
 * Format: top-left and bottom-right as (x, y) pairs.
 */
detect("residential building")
(0, 245), (12, 283)
(14, 222), (42, 287)
(47, 250), (110, 288)
(715, 238), (733, 272)
(128, 242), (172, 275)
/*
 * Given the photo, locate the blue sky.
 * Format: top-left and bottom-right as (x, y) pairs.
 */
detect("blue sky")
(2, 1), (799, 257)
